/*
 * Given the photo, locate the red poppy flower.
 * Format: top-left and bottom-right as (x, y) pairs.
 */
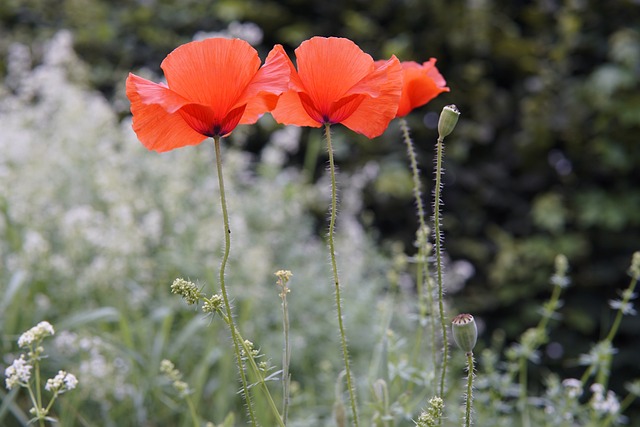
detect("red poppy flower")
(126, 38), (290, 152)
(391, 59), (449, 118)
(271, 37), (403, 138)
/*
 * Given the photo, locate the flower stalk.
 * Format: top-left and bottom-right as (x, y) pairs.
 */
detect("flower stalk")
(433, 105), (460, 400)
(325, 123), (359, 427)
(400, 117), (437, 373)
(276, 270), (293, 425)
(212, 136), (257, 426)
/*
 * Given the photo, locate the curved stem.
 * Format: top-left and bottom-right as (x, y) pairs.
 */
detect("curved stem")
(325, 123), (359, 427)
(400, 118), (437, 374)
(213, 136), (257, 426)
(434, 136), (449, 398)
(464, 352), (475, 427)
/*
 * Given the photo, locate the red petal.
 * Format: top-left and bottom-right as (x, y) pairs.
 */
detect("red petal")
(126, 73), (206, 152)
(271, 90), (322, 128)
(396, 59), (449, 117)
(160, 38), (262, 116)
(240, 44), (292, 124)
(294, 37), (375, 118)
(341, 56), (403, 138)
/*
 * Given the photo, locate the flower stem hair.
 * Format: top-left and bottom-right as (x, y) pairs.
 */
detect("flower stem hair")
(325, 123), (359, 426)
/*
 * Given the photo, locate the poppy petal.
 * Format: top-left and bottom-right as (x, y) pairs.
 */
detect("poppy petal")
(128, 73), (191, 114)
(395, 59), (450, 117)
(327, 94), (366, 124)
(342, 56), (400, 99)
(295, 37), (374, 115)
(422, 58), (448, 88)
(271, 90), (322, 128)
(240, 44), (292, 124)
(179, 103), (246, 137)
(160, 38), (262, 114)
(126, 73), (206, 152)
(340, 56), (403, 138)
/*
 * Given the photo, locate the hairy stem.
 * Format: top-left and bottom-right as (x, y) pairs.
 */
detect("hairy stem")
(216, 309), (286, 427)
(434, 136), (449, 398)
(464, 352), (475, 427)
(325, 123), (359, 427)
(400, 118), (437, 375)
(213, 136), (257, 426)
(280, 279), (291, 425)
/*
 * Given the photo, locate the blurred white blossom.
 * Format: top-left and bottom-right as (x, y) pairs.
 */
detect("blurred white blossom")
(5, 355), (32, 390)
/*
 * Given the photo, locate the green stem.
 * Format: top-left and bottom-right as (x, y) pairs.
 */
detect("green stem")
(25, 380), (44, 426)
(33, 356), (45, 427)
(400, 118), (437, 374)
(281, 283), (291, 425)
(216, 309), (286, 427)
(185, 394), (201, 427)
(464, 352), (475, 427)
(325, 123), (359, 427)
(605, 275), (638, 344)
(434, 136), (449, 398)
(597, 271), (639, 387)
(212, 136), (257, 426)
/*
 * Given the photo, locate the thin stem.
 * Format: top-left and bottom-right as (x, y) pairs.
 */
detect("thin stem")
(216, 308), (286, 427)
(33, 356), (45, 427)
(185, 394), (201, 427)
(605, 275), (638, 344)
(279, 276), (292, 425)
(434, 136), (449, 398)
(325, 123), (359, 427)
(518, 271), (565, 426)
(400, 118), (437, 374)
(464, 352), (475, 427)
(597, 270), (639, 387)
(212, 136), (257, 426)
(25, 380), (44, 427)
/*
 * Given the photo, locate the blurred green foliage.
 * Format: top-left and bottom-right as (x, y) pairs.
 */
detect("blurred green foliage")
(2, 0), (640, 415)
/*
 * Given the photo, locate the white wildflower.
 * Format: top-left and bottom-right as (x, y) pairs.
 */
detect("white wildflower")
(45, 370), (78, 393)
(18, 321), (55, 347)
(5, 355), (32, 390)
(562, 378), (583, 398)
(590, 383), (620, 415)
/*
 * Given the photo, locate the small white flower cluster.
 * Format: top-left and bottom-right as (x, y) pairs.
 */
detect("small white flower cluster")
(45, 370), (79, 394)
(562, 378), (583, 399)
(5, 355), (33, 390)
(18, 321), (55, 348)
(590, 383), (620, 415)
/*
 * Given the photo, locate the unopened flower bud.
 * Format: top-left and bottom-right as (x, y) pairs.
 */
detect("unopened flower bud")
(437, 104), (460, 138)
(452, 313), (477, 353)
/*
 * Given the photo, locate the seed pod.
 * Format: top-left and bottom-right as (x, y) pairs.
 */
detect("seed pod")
(437, 104), (460, 138)
(452, 313), (477, 353)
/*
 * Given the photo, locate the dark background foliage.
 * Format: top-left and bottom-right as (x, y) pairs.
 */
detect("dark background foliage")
(2, 0), (639, 406)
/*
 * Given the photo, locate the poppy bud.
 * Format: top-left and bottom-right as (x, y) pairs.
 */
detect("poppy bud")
(437, 104), (460, 138)
(452, 313), (477, 353)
